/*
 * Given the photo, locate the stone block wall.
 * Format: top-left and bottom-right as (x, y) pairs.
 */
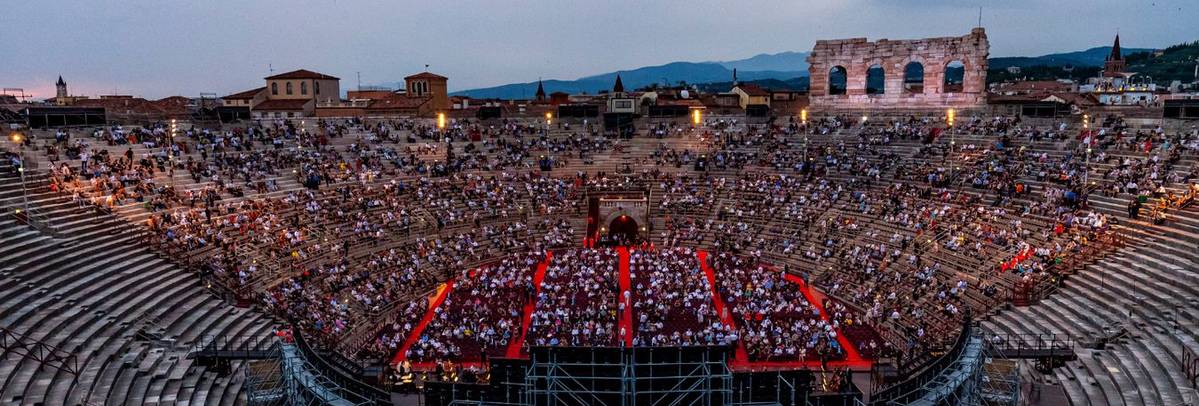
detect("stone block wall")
(808, 28), (989, 111)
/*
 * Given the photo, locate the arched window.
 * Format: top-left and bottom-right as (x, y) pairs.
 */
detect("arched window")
(903, 62), (924, 93)
(828, 66), (847, 95)
(300, 81), (308, 95)
(866, 64), (885, 95)
(271, 82), (278, 95)
(944, 60), (965, 93)
(286, 82), (293, 95)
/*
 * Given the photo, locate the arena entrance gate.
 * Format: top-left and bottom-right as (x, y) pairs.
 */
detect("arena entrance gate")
(608, 214), (639, 244)
(587, 190), (649, 246)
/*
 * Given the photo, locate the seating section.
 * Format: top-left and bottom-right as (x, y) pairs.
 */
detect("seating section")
(984, 201), (1199, 405)
(527, 249), (620, 347)
(710, 252), (840, 362)
(407, 253), (541, 362)
(0, 112), (1195, 404)
(0, 160), (275, 406)
(629, 247), (732, 347)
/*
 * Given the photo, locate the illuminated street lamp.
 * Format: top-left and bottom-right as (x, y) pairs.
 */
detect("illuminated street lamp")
(692, 109), (701, 126)
(947, 108), (956, 155)
(437, 112), (446, 130)
(169, 119), (177, 187)
(10, 133), (28, 214)
(800, 109), (808, 126)
(1085, 147), (1092, 185)
(545, 111), (553, 126)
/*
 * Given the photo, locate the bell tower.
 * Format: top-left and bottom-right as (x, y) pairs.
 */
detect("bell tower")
(56, 76), (68, 99)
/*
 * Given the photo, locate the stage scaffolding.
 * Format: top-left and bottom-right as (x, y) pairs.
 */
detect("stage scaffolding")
(245, 346), (286, 406)
(524, 346), (734, 406)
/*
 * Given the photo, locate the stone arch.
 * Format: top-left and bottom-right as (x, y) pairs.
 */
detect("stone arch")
(828, 66), (848, 95)
(607, 214), (639, 243)
(866, 64), (885, 95)
(806, 29), (990, 110)
(944, 59), (966, 93)
(903, 62), (925, 94)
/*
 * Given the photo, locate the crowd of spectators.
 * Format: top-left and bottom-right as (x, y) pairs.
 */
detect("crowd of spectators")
(8, 111), (1196, 378)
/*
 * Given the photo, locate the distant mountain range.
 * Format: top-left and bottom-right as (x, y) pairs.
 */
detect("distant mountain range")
(453, 45), (1166, 99)
(452, 52), (809, 99)
(988, 46), (1153, 70)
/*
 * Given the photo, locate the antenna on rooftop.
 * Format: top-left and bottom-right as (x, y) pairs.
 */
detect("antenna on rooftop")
(269, 63), (274, 74)
(977, 7), (982, 27)
(357, 72), (361, 91)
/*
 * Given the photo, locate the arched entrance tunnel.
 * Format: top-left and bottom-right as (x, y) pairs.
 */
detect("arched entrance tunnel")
(608, 215), (639, 245)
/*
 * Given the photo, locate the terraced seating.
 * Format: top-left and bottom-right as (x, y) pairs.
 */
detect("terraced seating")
(526, 249), (620, 347)
(0, 160), (277, 405)
(629, 247), (731, 347)
(709, 252), (841, 362)
(406, 253), (541, 362)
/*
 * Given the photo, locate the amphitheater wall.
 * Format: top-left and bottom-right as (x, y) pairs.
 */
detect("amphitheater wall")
(807, 28), (989, 112)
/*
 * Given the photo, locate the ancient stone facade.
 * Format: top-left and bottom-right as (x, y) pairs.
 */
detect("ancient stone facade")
(597, 197), (647, 232)
(807, 28), (989, 111)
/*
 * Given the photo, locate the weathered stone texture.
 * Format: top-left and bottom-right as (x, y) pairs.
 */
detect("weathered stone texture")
(807, 28), (989, 111)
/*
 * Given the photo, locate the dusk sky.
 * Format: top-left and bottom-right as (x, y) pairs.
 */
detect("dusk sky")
(3, 0), (1195, 99)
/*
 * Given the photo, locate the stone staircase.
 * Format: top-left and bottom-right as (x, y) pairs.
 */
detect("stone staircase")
(0, 161), (277, 406)
(984, 200), (1199, 405)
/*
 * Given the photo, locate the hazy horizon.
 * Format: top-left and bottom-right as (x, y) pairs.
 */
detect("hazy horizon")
(2, 0), (1195, 100)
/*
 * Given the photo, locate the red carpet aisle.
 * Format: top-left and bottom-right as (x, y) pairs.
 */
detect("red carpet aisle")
(617, 247), (633, 346)
(697, 250), (872, 370)
(392, 279), (455, 365)
(696, 250), (751, 364)
(784, 273), (872, 369)
(508, 251), (554, 358)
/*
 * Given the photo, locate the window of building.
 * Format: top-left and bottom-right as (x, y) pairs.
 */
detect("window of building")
(286, 82), (293, 95)
(301, 81), (308, 95)
(615, 100), (632, 109)
(271, 83), (278, 95)
(315, 81), (320, 94)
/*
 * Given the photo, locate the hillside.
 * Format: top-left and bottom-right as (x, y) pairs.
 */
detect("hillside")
(453, 52), (808, 99)
(989, 46), (1154, 69)
(988, 41), (1197, 84)
(695, 77), (810, 93)
(1124, 41), (1199, 83)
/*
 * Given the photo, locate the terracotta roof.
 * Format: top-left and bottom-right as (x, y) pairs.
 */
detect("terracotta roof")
(366, 94), (430, 111)
(223, 87), (266, 100)
(405, 72), (447, 81)
(265, 69), (339, 80)
(735, 84), (769, 96)
(1003, 81), (1074, 93)
(253, 99), (311, 111)
(73, 96), (190, 118)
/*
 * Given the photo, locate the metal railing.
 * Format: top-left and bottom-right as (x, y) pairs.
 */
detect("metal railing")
(291, 325), (391, 404)
(870, 320), (975, 404)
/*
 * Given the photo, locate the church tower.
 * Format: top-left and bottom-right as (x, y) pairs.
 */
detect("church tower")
(1102, 34), (1126, 78)
(56, 76), (68, 99)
